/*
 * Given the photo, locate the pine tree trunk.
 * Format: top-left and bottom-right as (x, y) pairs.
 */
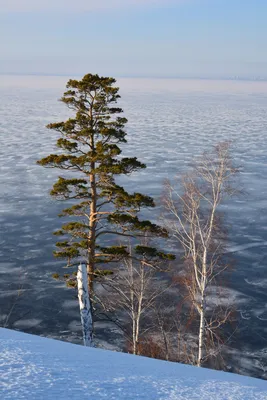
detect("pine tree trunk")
(77, 263), (93, 346)
(88, 156), (96, 293)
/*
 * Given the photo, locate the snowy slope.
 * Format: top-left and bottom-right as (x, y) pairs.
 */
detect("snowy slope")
(0, 328), (266, 399)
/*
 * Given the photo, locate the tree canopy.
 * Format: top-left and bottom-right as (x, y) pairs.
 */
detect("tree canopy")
(37, 73), (170, 292)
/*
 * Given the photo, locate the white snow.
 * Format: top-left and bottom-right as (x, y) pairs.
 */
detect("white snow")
(0, 328), (266, 399)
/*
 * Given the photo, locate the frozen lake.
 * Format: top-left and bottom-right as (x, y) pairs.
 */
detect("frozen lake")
(0, 76), (267, 378)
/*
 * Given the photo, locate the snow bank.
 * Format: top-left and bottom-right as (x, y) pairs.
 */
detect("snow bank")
(0, 328), (266, 399)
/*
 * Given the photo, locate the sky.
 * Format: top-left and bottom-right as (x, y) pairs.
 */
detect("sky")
(0, 0), (267, 78)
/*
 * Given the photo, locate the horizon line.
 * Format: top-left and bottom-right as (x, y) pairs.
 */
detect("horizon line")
(0, 72), (267, 83)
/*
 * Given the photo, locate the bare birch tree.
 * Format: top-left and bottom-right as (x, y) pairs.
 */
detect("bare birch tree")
(100, 244), (173, 355)
(163, 142), (239, 367)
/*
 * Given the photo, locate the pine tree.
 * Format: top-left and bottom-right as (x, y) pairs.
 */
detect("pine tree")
(37, 73), (167, 295)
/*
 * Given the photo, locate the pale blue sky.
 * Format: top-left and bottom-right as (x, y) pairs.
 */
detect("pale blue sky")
(1, 0), (267, 78)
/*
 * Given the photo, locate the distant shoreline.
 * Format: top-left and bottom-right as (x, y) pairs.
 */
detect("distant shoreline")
(0, 73), (267, 83)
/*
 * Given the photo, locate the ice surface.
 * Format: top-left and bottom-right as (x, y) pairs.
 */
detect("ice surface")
(0, 328), (266, 400)
(1, 76), (267, 377)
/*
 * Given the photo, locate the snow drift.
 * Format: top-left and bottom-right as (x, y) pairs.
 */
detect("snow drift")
(0, 328), (266, 399)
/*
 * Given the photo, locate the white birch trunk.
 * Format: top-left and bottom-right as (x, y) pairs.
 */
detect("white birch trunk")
(132, 315), (137, 355)
(77, 263), (93, 347)
(197, 285), (206, 367)
(197, 304), (205, 367)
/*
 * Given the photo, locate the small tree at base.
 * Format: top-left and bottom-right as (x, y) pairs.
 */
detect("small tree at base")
(100, 242), (174, 355)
